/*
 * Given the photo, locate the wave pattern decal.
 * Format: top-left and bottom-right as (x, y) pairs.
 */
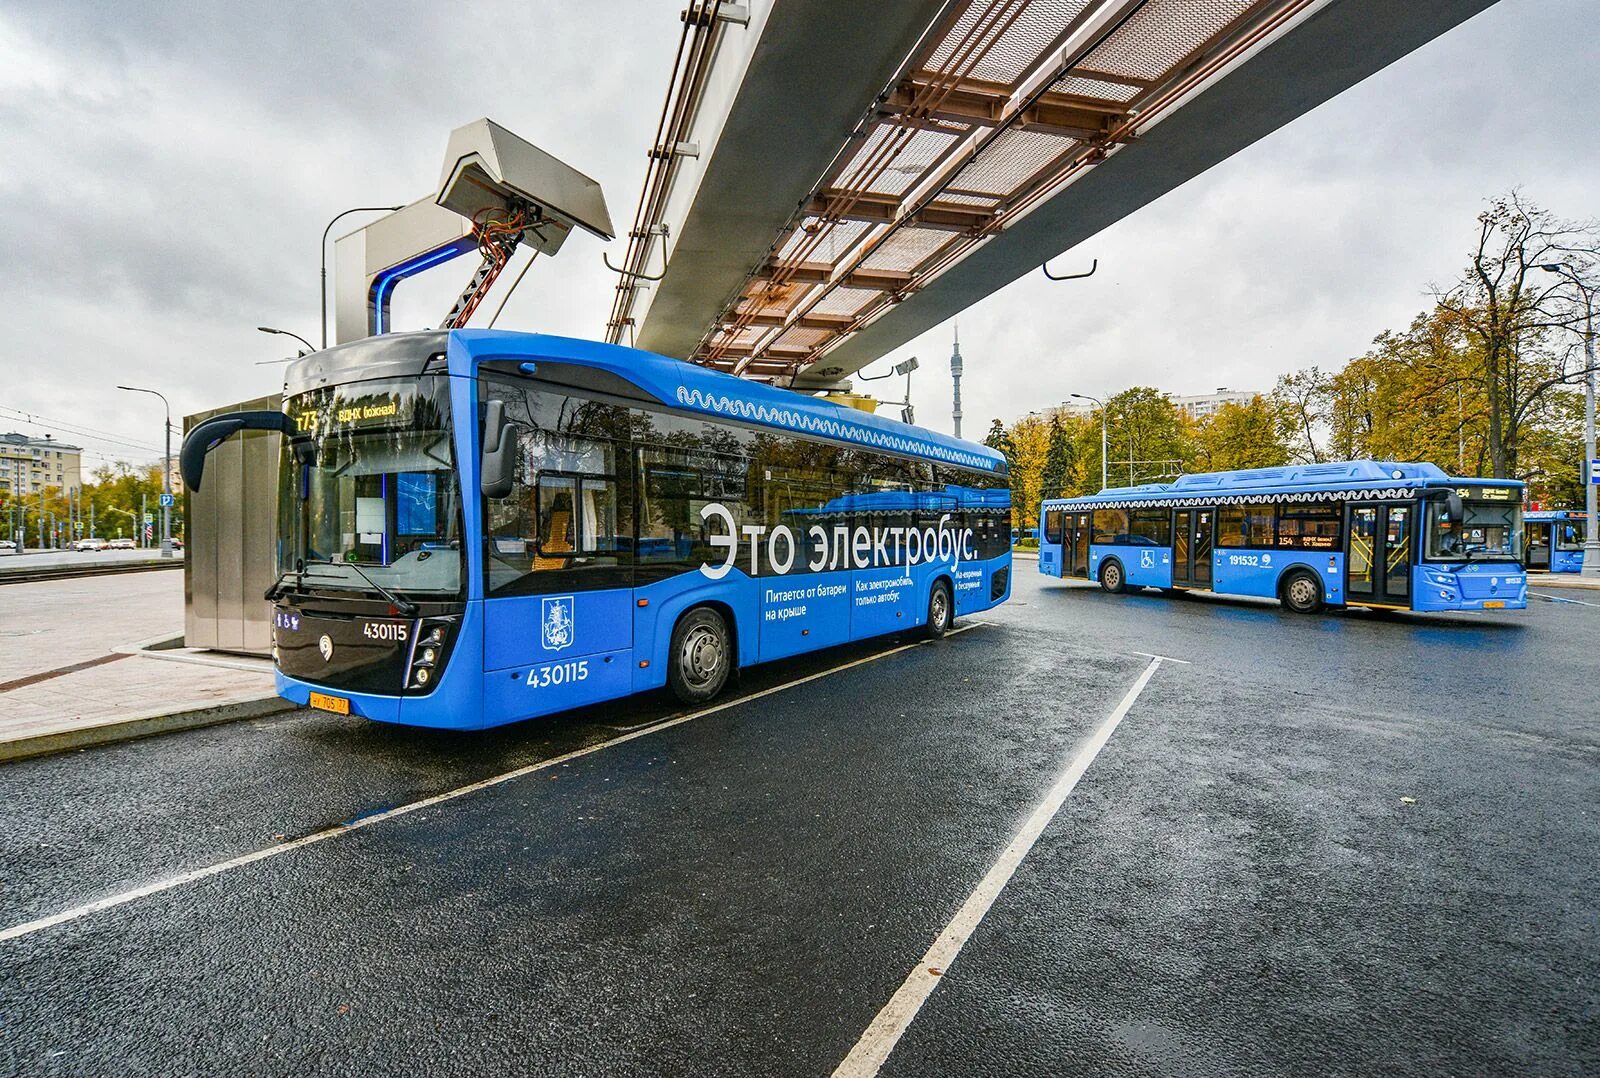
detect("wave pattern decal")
(1044, 487), (1421, 511)
(675, 386), (998, 471)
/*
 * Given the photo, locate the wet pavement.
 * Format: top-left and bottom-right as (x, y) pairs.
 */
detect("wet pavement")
(1, 570), (1595, 1075)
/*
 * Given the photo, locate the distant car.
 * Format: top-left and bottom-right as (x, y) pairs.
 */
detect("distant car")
(107, 538), (136, 550)
(170, 537), (184, 550)
(0, 539), (16, 551)
(72, 538), (107, 551)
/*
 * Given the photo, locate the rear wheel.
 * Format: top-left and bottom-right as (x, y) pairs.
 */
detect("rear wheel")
(925, 580), (953, 639)
(668, 608), (731, 704)
(1281, 570), (1324, 614)
(1099, 559), (1126, 594)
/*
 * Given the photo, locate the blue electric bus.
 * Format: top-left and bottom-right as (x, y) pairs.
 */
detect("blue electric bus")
(1523, 509), (1587, 573)
(181, 329), (1012, 729)
(1039, 461), (1526, 614)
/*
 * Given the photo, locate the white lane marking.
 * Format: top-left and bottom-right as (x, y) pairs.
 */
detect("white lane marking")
(1, 625), (980, 945)
(1131, 650), (1191, 664)
(1533, 593), (1598, 607)
(833, 656), (1166, 1078)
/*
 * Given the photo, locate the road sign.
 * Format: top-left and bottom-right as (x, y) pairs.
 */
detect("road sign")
(1590, 458), (1600, 485)
(159, 493), (176, 508)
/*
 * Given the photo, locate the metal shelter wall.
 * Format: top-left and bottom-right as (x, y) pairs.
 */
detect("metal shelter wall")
(183, 395), (281, 656)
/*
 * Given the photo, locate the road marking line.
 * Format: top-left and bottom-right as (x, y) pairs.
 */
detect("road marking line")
(0, 624), (980, 945)
(832, 655), (1166, 1078)
(1131, 650), (1191, 664)
(1533, 593), (1598, 607)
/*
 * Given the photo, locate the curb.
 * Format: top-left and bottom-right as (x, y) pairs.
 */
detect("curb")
(0, 694), (296, 764)
(1527, 576), (1600, 592)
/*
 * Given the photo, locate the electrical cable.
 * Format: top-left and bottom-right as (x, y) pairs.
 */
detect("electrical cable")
(487, 250), (539, 328)
(0, 406), (165, 453)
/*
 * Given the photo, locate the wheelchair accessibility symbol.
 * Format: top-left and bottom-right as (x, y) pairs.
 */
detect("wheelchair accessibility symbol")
(1140, 549), (1154, 569)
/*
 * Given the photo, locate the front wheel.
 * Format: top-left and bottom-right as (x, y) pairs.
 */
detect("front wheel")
(924, 580), (953, 640)
(1281, 570), (1324, 614)
(668, 608), (731, 704)
(1099, 559), (1126, 594)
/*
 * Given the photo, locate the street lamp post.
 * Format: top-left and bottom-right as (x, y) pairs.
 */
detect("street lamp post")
(1537, 263), (1600, 577)
(257, 326), (316, 354)
(117, 385), (174, 559)
(322, 205), (404, 348)
(1071, 393), (1109, 491)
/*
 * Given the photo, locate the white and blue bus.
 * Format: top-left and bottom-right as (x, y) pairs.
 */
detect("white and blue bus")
(181, 329), (1012, 729)
(1038, 461), (1526, 614)
(1523, 509), (1587, 574)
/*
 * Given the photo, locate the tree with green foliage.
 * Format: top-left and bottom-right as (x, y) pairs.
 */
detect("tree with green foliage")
(1189, 396), (1290, 472)
(1039, 415), (1073, 499)
(1103, 387), (1190, 486)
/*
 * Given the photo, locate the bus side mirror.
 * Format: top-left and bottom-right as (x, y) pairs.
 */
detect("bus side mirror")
(481, 399), (517, 500)
(1446, 492), (1463, 522)
(180, 410), (297, 492)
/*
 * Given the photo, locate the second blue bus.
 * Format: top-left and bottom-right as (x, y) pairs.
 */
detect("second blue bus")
(1039, 461), (1526, 614)
(1523, 509), (1587, 573)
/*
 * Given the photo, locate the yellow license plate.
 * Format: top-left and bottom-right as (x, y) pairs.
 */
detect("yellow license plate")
(1483, 600), (1505, 609)
(308, 691), (350, 715)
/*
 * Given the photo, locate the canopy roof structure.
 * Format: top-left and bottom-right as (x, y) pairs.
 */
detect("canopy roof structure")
(605, 0), (1499, 388)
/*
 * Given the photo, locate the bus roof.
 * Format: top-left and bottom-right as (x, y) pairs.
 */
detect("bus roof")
(1042, 459), (1523, 510)
(285, 329), (1004, 474)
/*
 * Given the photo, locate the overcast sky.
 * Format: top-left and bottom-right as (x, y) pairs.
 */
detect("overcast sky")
(1, 0), (1596, 469)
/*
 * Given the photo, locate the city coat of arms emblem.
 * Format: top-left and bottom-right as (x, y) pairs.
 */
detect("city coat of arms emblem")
(541, 596), (575, 652)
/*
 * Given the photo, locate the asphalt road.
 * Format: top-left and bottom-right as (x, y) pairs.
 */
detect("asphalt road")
(1, 568), (1595, 1075)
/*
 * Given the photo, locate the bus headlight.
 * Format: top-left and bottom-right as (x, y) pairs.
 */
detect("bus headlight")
(406, 619), (454, 690)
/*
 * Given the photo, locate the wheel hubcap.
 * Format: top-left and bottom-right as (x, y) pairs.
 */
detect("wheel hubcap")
(932, 590), (948, 627)
(1108, 565), (1120, 586)
(681, 625), (723, 686)
(1290, 578), (1315, 606)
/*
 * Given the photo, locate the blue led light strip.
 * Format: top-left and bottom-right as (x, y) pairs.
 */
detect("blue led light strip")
(370, 238), (477, 334)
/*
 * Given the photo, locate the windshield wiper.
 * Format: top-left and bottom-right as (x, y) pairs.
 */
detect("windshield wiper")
(303, 558), (419, 616)
(264, 568), (304, 602)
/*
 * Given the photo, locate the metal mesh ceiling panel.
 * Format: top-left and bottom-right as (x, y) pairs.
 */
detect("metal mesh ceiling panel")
(859, 227), (956, 273)
(1049, 74), (1143, 101)
(925, 0), (1094, 85)
(949, 128), (1075, 197)
(1078, 0), (1257, 81)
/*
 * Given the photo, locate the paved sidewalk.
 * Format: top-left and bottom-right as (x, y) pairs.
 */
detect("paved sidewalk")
(0, 572), (287, 761)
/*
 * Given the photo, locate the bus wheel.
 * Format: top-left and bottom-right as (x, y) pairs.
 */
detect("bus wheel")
(1281, 571), (1324, 614)
(1099, 559), (1126, 594)
(669, 608), (731, 703)
(925, 580), (953, 640)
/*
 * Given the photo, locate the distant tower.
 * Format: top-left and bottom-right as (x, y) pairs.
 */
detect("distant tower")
(950, 321), (964, 439)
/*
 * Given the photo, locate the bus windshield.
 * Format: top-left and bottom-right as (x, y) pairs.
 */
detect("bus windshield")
(279, 378), (464, 599)
(1425, 497), (1522, 562)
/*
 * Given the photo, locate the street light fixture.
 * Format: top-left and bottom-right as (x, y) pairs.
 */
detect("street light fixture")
(1070, 393), (1109, 491)
(257, 326), (316, 355)
(1536, 262), (1600, 577)
(322, 205), (404, 348)
(116, 385), (174, 559)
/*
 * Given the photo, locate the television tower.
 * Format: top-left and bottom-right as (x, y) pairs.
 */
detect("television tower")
(950, 320), (964, 439)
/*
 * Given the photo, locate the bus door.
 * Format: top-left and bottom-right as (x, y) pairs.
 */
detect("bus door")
(1172, 508), (1212, 587)
(1524, 522), (1550, 570)
(1346, 503), (1413, 606)
(1066, 512), (1091, 578)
